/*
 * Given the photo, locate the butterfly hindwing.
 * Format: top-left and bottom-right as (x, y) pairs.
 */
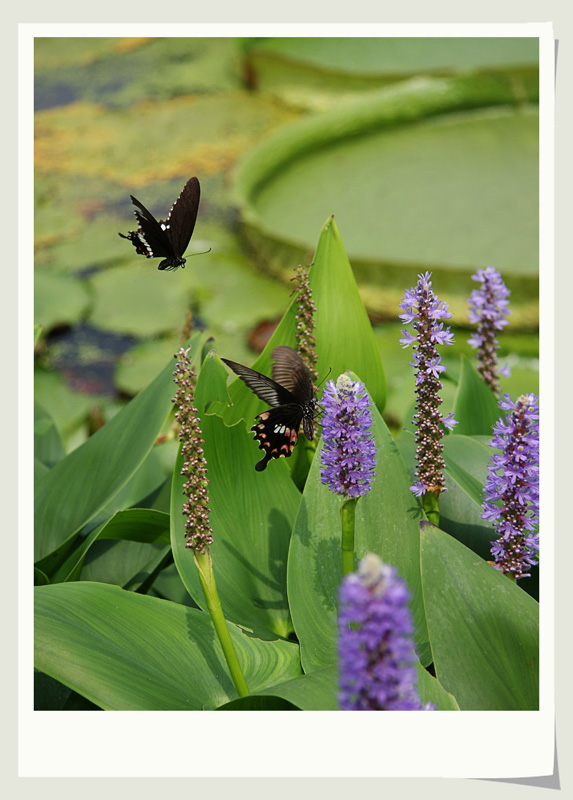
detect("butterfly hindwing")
(252, 405), (303, 472)
(128, 196), (176, 259)
(222, 346), (317, 471)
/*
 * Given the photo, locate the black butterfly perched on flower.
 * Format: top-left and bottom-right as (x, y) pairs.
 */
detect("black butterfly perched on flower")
(119, 177), (201, 271)
(222, 346), (317, 472)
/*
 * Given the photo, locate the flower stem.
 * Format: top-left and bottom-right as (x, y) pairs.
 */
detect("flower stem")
(193, 550), (250, 698)
(422, 491), (440, 527)
(341, 497), (358, 576)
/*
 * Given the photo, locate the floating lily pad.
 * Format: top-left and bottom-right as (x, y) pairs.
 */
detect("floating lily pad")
(35, 271), (91, 331)
(245, 37), (538, 109)
(235, 76), (539, 324)
(88, 264), (197, 338)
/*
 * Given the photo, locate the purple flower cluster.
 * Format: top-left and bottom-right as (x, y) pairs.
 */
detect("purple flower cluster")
(468, 266), (511, 396)
(399, 272), (457, 497)
(483, 394), (539, 579)
(320, 374), (376, 498)
(338, 554), (433, 710)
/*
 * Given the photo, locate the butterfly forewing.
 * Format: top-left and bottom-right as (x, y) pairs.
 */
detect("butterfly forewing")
(162, 177), (200, 257)
(222, 346), (317, 471)
(220, 359), (296, 407)
(271, 345), (314, 402)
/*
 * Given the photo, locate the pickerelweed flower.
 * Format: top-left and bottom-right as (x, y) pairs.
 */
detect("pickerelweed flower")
(483, 393), (539, 580)
(468, 266), (511, 396)
(320, 374), (376, 498)
(172, 347), (214, 553)
(293, 264), (318, 389)
(338, 554), (434, 711)
(399, 272), (457, 500)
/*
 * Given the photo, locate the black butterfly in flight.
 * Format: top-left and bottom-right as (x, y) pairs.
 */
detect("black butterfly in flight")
(222, 346), (317, 472)
(119, 177), (201, 271)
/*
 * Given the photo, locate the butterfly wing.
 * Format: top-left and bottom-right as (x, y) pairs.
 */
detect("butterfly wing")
(161, 177), (200, 259)
(221, 358), (297, 407)
(119, 195), (176, 260)
(222, 350), (316, 470)
(271, 346), (314, 403)
(252, 405), (304, 471)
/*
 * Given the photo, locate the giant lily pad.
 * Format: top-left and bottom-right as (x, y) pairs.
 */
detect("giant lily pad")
(245, 37), (538, 105)
(235, 76), (539, 324)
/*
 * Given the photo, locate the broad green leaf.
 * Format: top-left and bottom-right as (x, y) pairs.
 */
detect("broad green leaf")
(221, 665), (339, 710)
(35, 582), (302, 710)
(396, 431), (497, 559)
(288, 392), (429, 673)
(149, 562), (201, 608)
(34, 568), (49, 586)
(453, 354), (501, 436)
(439, 434), (497, 559)
(420, 523), (538, 710)
(79, 540), (170, 590)
(51, 509), (170, 585)
(88, 508), (171, 544)
(415, 662), (460, 711)
(214, 217), (386, 425)
(171, 352), (301, 639)
(221, 660), (459, 711)
(34, 339), (199, 562)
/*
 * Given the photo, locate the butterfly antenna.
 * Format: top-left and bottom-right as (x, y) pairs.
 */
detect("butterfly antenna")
(187, 247), (212, 257)
(316, 366), (332, 391)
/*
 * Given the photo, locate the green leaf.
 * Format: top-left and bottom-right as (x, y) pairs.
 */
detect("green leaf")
(420, 523), (538, 710)
(34, 582), (302, 710)
(171, 351), (301, 639)
(34, 344), (193, 562)
(415, 662), (460, 711)
(221, 662), (460, 711)
(214, 216), (386, 425)
(79, 540), (170, 591)
(221, 665), (339, 710)
(51, 507), (170, 585)
(288, 392), (430, 673)
(396, 430), (497, 560)
(34, 568), (50, 586)
(453, 354), (501, 436)
(439, 434), (497, 559)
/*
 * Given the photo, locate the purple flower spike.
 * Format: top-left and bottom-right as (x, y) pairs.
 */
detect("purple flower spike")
(399, 272), (457, 498)
(320, 374), (377, 498)
(483, 393), (539, 580)
(338, 554), (435, 711)
(468, 266), (511, 396)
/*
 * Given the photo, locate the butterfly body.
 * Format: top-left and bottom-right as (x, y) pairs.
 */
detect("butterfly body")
(119, 177), (200, 271)
(222, 346), (316, 471)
